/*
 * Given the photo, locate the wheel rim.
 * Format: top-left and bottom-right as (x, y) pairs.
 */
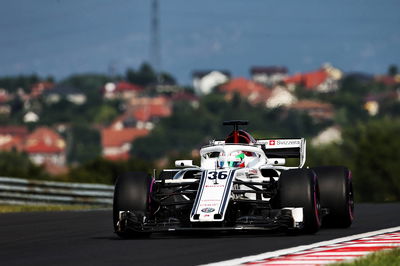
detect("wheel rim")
(314, 182), (321, 227)
(348, 180), (354, 220)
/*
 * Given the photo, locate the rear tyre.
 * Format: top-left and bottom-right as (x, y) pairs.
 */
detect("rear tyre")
(278, 169), (321, 234)
(313, 166), (354, 228)
(113, 172), (152, 238)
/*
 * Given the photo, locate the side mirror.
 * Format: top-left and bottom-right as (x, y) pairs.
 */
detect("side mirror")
(175, 160), (197, 168)
(267, 158), (286, 166)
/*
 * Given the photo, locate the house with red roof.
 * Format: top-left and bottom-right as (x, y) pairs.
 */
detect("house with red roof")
(0, 89), (12, 103)
(170, 91), (199, 109)
(111, 96), (173, 130)
(103, 81), (144, 100)
(30, 82), (55, 98)
(102, 96), (171, 160)
(24, 127), (66, 169)
(0, 126), (67, 174)
(285, 70), (330, 91)
(374, 75), (400, 86)
(101, 128), (149, 160)
(0, 126), (28, 139)
(284, 64), (342, 93)
(0, 126), (29, 152)
(133, 102), (171, 122)
(288, 100), (334, 121)
(219, 77), (272, 105)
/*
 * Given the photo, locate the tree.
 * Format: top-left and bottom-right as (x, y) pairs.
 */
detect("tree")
(92, 104), (119, 125)
(160, 72), (176, 85)
(125, 62), (177, 87)
(388, 64), (398, 77)
(0, 74), (41, 92)
(0, 151), (48, 180)
(344, 119), (400, 202)
(66, 124), (102, 165)
(126, 63), (157, 86)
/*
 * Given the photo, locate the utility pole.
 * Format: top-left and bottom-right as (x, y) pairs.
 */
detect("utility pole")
(150, 0), (161, 78)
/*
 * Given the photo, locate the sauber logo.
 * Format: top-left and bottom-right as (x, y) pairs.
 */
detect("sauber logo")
(269, 140), (276, 145)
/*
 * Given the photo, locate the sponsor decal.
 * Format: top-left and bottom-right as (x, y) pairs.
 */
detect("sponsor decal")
(205, 184), (225, 188)
(201, 208), (215, 213)
(267, 140), (301, 146)
(249, 168), (258, 175)
(200, 204), (218, 207)
(276, 140), (301, 145)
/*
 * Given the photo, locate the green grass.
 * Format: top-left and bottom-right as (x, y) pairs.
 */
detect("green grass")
(0, 204), (100, 213)
(334, 248), (400, 266)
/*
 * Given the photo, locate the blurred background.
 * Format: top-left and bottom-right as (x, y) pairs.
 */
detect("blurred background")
(0, 0), (399, 203)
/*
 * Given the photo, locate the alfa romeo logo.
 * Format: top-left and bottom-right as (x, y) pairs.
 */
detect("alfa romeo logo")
(201, 208), (215, 213)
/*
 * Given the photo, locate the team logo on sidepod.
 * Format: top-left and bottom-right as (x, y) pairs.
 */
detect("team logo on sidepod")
(201, 208), (215, 213)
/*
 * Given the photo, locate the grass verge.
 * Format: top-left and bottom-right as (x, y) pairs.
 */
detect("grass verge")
(334, 248), (400, 265)
(0, 204), (100, 213)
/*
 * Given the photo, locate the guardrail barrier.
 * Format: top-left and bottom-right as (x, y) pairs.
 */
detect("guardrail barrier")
(0, 177), (113, 206)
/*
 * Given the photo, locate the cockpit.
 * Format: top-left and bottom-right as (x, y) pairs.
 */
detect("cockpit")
(200, 144), (265, 169)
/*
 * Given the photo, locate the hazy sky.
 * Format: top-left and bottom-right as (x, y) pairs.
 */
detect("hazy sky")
(1, 0), (399, 84)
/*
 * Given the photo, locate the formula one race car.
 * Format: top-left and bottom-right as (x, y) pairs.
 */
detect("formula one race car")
(113, 120), (354, 238)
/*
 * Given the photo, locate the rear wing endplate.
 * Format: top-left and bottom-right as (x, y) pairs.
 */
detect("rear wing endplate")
(256, 138), (306, 168)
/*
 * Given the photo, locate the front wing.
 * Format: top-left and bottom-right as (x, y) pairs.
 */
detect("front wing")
(117, 207), (304, 233)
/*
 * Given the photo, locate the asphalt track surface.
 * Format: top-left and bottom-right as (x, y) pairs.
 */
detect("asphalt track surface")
(0, 203), (399, 266)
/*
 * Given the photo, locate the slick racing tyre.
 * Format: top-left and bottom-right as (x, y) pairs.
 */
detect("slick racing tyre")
(278, 169), (321, 234)
(313, 166), (354, 228)
(113, 172), (153, 238)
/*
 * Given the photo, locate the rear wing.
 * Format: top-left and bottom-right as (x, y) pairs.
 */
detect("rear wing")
(256, 138), (306, 168)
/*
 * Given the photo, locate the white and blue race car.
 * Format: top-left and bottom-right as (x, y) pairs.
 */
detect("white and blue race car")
(113, 120), (354, 238)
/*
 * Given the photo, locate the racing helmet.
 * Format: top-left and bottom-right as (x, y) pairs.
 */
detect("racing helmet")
(226, 151), (246, 168)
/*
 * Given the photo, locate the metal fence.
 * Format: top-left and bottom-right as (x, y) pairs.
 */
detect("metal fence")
(0, 176), (114, 206)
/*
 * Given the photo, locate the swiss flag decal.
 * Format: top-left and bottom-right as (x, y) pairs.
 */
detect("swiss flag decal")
(269, 140), (275, 145)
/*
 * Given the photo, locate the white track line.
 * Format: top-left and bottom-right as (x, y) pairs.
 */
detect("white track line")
(199, 226), (400, 266)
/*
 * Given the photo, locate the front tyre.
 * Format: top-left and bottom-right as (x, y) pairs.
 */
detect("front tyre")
(113, 172), (153, 238)
(278, 169), (321, 234)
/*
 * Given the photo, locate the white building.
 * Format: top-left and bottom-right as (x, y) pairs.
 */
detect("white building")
(265, 86), (297, 109)
(192, 70), (230, 95)
(311, 126), (342, 146)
